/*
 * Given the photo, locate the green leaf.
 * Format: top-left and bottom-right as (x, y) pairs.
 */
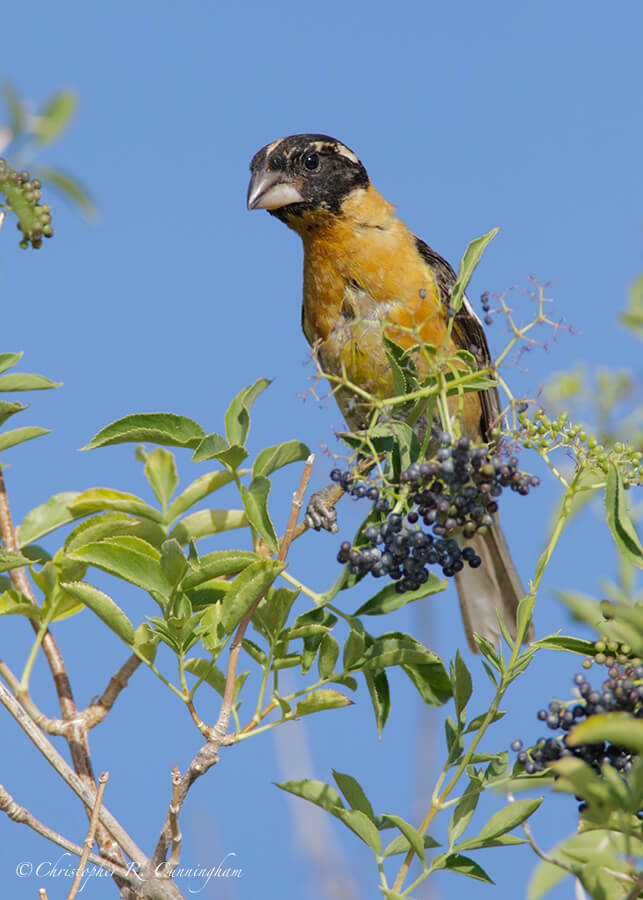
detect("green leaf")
(605, 463), (643, 567)
(343, 628), (365, 669)
(0, 352), (23, 374)
(253, 586), (298, 641)
(361, 632), (446, 669)
(332, 770), (375, 821)
(0, 548), (33, 572)
(0, 589), (41, 619)
(133, 622), (159, 663)
(382, 814), (425, 864)
(364, 668), (390, 736)
(252, 440), (311, 478)
(160, 540), (189, 588)
(431, 852), (493, 883)
(37, 90), (77, 143)
(67, 535), (171, 597)
(458, 798), (542, 850)
(144, 448), (178, 510)
(354, 573), (446, 615)
(317, 633), (340, 679)
(404, 662), (453, 706)
(382, 832), (440, 858)
(334, 808), (381, 855)
(36, 166), (96, 217)
(64, 513), (166, 553)
(463, 710), (505, 734)
(532, 634), (599, 656)
(240, 476), (278, 553)
(275, 778), (345, 814)
(224, 378), (271, 447)
(0, 426), (51, 452)
(83, 413), (205, 450)
(295, 689), (352, 716)
(221, 560), (285, 633)
(448, 778), (481, 846)
(449, 227), (498, 313)
(184, 657), (226, 694)
(181, 550), (257, 589)
(0, 400), (27, 426)
(19, 492), (82, 546)
(68, 488), (163, 523)
(190, 432), (227, 461)
(453, 650), (472, 720)
(165, 469), (238, 522)
(567, 712), (643, 755)
(62, 581), (134, 644)
(0, 372), (61, 392)
(168, 508), (248, 544)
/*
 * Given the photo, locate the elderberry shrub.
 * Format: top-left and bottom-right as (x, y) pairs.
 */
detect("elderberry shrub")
(512, 655), (643, 814)
(333, 433), (539, 592)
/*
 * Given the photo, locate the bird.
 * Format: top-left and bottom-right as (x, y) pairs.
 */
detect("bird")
(247, 133), (532, 652)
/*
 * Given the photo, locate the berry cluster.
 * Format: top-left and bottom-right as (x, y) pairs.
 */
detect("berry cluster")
(512, 655), (643, 814)
(0, 159), (53, 248)
(333, 434), (539, 591)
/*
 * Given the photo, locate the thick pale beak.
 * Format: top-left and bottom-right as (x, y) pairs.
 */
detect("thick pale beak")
(247, 168), (304, 211)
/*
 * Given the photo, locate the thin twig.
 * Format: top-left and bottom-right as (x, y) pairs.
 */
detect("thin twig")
(165, 767), (183, 876)
(0, 679), (147, 869)
(0, 782), (130, 881)
(152, 457), (315, 868)
(83, 654), (142, 728)
(0, 660), (67, 734)
(68, 771), (109, 900)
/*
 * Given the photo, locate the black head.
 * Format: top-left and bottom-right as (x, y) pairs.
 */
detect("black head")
(247, 134), (369, 220)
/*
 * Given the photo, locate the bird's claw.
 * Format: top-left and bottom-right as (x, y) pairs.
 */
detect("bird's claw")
(304, 486), (339, 533)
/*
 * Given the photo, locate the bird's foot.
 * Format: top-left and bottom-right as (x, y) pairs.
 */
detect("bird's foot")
(304, 485), (339, 533)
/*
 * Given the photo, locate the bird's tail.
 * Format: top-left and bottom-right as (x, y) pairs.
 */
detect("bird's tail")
(454, 515), (534, 653)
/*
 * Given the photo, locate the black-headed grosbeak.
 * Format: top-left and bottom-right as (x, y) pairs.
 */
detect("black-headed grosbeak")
(247, 133), (531, 652)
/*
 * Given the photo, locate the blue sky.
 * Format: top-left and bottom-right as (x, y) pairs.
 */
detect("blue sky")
(1, 2), (642, 898)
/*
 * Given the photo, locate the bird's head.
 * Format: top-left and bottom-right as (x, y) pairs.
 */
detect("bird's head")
(247, 134), (369, 228)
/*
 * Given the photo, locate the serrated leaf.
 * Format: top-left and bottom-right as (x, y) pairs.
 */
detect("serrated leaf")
(160, 539), (189, 588)
(448, 778), (480, 846)
(332, 770), (375, 821)
(334, 808), (381, 854)
(431, 852), (493, 883)
(382, 814), (425, 863)
(224, 378), (271, 447)
(165, 469), (238, 522)
(317, 633), (340, 679)
(404, 662), (453, 706)
(181, 550), (258, 589)
(190, 432), (227, 462)
(221, 560), (284, 633)
(64, 513), (166, 553)
(0, 372), (61, 392)
(68, 488), (163, 522)
(133, 622), (159, 663)
(0, 426), (51, 451)
(275, 778), (345, 814)
(453, 649), (472, 720)
(532, 634), (599, 655)
(168, 509), (248, 544)
(19, 492), (82, 546)
(240, 476), (278, 553)
(605, 463), (643, 568)
(67, 535), (171, 597)
(83, 413), (205, 450)
(354, 573), (446, 615)
(37, 90), (77, 144)
(364, 668), (390, 736)
(295, 689), (352, 716)
(450, 227), (498, 313)
(0, 589), (41, 619)
(361, 633), (446, 669)
(459, 798), (542, 849)
(463, 710), (505, 734)
(144, 448), (178, 510)
(0, 400), (27, 426)
(0, 549), (33, 572)
(252, 440), (310, 478)
(184, 657), (226, 693)
(62, 581), (134, 644)
(382, 832), (440, 858)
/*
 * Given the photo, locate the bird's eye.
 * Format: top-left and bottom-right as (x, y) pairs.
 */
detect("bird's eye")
(304, 152), (320, 171)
